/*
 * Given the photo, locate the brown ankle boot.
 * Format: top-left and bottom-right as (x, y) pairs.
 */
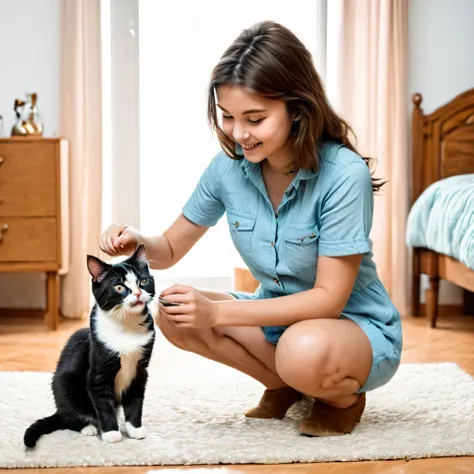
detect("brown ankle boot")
(245, 386), (303, 419)
(298, 393), (366, 436)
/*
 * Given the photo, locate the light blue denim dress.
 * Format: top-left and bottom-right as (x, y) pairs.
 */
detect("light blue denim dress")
(182, 141), (402, 392)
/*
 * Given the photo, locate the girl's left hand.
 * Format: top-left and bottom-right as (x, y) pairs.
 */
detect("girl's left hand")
(158, 284), (219, 328)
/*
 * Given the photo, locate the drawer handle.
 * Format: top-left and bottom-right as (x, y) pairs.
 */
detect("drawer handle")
(0, 157), (4, 164)
(0, 223), (8, 242)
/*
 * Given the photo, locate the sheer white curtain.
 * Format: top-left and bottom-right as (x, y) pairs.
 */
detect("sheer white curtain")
(60, 0), (103, 318)
(326, 0), (409, 314)
(138, 0), (324, 287)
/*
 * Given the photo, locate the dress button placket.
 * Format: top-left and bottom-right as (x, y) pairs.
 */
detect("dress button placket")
(272, 209), (281, 287)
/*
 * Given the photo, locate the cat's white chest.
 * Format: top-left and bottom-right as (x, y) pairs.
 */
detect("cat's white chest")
(115, 352), (142, 399)
(95, 309), (153, 354)
(95, 309), (153, 399)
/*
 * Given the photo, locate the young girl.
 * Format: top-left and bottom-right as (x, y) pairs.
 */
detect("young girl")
(100, 20), (402, 437)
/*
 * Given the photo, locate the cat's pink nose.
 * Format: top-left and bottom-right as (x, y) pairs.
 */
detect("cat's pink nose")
(133, 289), (142, 298)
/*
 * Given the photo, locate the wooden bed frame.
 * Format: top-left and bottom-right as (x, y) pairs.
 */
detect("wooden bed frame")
(411, 88), (474, 327)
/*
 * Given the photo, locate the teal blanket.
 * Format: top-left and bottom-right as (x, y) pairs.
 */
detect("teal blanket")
(406, 174), (474, 270)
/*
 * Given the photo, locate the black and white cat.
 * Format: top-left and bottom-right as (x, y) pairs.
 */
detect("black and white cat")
(24, 244), (156, 447)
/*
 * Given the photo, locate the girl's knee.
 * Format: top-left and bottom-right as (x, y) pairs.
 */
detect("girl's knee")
(274, 323), (336, 390)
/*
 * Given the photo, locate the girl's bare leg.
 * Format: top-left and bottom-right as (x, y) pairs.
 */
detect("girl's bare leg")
(156, 289), (285, 389)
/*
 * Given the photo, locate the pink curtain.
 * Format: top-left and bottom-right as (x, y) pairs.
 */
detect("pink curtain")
(336, 0), (409, 314)
(59, 0), (103, 318)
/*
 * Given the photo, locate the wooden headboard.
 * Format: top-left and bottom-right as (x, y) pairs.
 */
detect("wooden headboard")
(411, 88), (474, 205)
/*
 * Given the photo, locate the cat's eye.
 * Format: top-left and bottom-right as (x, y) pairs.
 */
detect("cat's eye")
(140, 278), (149, 286)
(113, 284), (127, 294)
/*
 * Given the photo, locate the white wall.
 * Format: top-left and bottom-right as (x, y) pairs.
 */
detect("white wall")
(408, 0), (474, 305)
(0, 0), (60, 308)
(1, 0), (473, 307)
(138, 0), (320, 281)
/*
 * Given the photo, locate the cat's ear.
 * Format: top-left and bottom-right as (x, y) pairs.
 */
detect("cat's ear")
(87, 255), (110, 283)
(130, 243), (148, 266)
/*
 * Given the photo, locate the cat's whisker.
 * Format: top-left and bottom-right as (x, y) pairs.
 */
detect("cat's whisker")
(117, 305), (128, 321)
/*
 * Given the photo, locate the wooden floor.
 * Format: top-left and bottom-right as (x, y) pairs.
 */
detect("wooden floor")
(1, 312), (474, 474)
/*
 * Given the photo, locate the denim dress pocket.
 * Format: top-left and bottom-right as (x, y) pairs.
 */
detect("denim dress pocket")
(226, 209), (256, 261)
(283, 223), (320, 277)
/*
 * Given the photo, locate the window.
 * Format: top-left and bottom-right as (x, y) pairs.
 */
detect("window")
(106, 0), (328, 288)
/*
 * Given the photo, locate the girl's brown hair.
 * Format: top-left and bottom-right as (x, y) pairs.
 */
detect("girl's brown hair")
(207, 20), (384, 192)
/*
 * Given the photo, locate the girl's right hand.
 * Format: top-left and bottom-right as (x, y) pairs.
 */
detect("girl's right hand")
(99, 224), (143, 256)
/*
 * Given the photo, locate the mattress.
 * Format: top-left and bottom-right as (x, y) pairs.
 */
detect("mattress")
(406, 174), (474, 270)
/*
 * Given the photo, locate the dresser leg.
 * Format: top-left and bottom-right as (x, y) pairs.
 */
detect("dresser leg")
(45, 272), (59, 330)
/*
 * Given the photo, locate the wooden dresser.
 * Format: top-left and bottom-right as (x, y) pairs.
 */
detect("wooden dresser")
(0, 138), (69, 330)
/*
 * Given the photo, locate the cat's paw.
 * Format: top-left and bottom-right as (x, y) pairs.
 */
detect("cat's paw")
(125, 421), (147, 439)
(80, 424), (98, 436)
(101, 430), (123, 443)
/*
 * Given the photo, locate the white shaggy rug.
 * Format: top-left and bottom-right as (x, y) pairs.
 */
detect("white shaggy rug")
(1, 333), (473, 469)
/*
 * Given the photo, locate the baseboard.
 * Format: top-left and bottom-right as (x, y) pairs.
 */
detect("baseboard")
(10, 276), (462, 320)
(0, 308), (46, 319)
(0, 277), (234, 320)
(418, 304), (464, 318)
(0, 308), (76, 321)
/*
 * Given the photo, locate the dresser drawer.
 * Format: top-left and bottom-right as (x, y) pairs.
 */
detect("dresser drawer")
(0, 217), (57, 262)
(0, 142), (57, 217)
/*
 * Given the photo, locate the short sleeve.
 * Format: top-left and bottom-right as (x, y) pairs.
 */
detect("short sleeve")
(318, 161), (374, 256)
(182, 152), (227, 227)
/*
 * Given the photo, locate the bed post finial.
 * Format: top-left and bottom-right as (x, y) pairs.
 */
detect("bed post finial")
(413, 93), (423, 108)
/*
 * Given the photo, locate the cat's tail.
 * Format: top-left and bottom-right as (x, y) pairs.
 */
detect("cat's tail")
(24, 413), (64, 448)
